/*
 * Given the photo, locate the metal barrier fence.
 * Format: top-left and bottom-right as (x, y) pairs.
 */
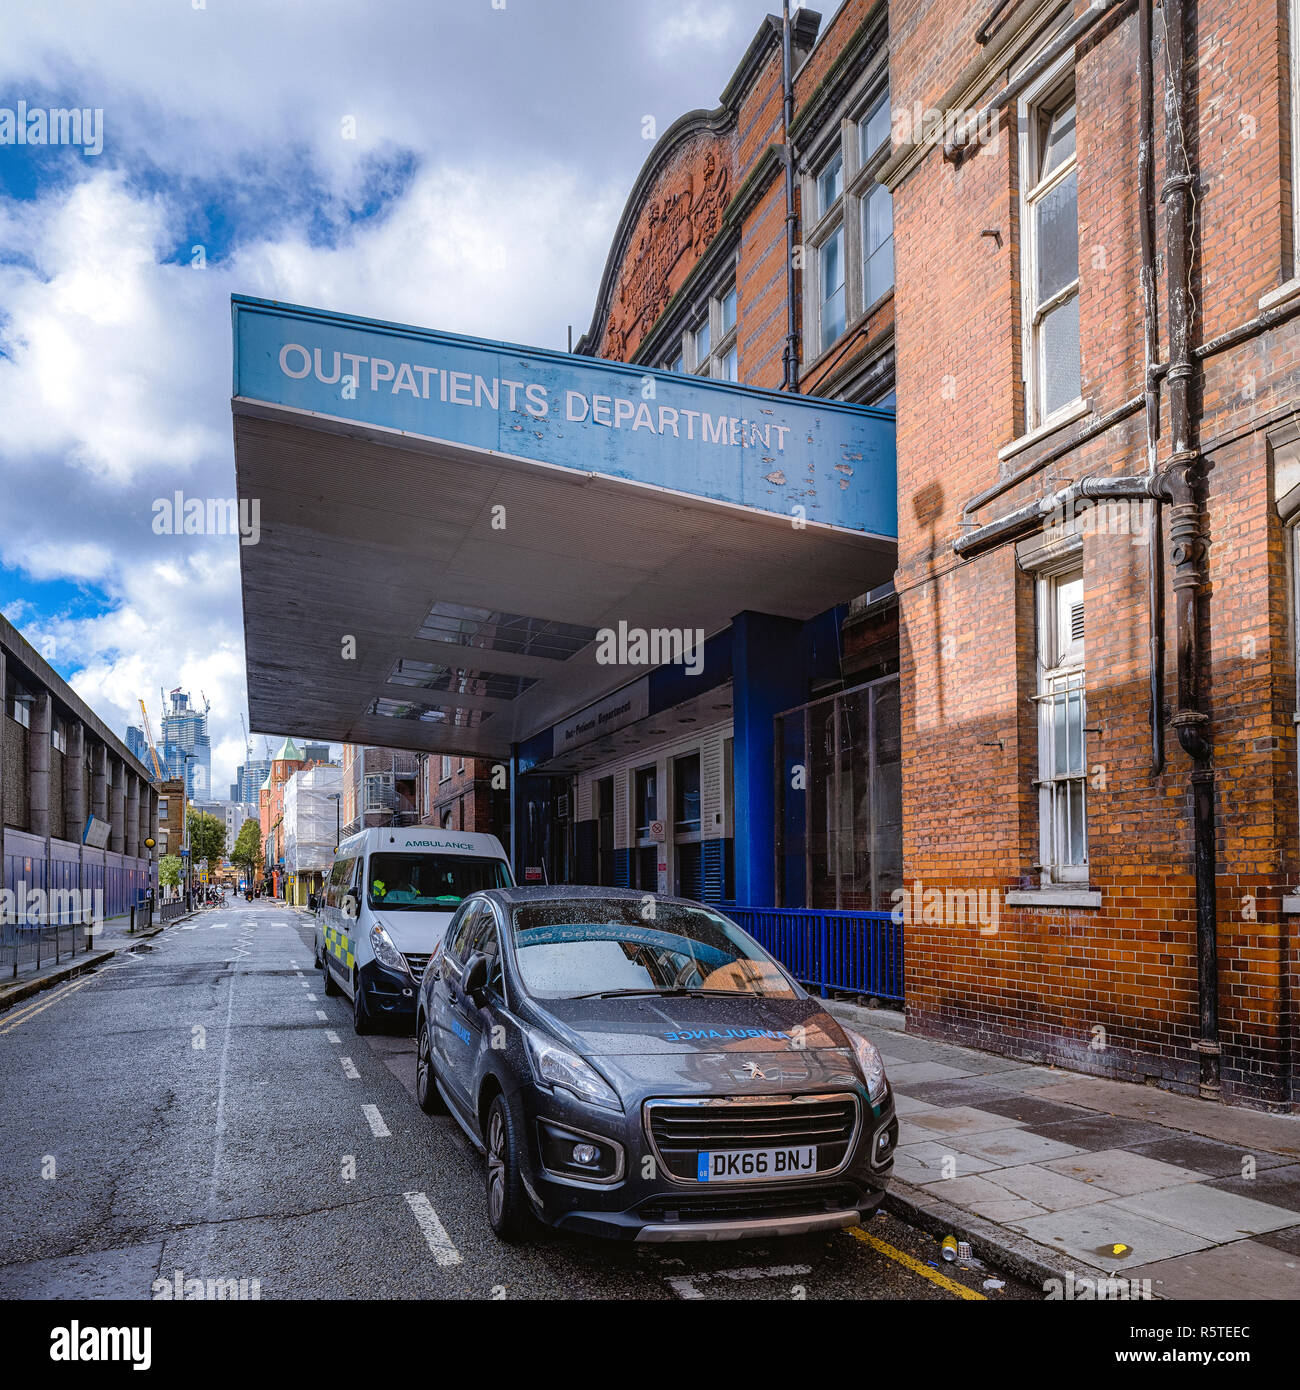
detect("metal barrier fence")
(724, 906), (904, 1002)
(2, 918), (94, 981)
(157, 900), (187, 924)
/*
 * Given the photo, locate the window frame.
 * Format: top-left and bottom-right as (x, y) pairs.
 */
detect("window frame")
(802, 69), (894, 363)
(662, 263), (740, 380)
(1019, 58), (1081, 430)
(1033, 562), (1088, 884)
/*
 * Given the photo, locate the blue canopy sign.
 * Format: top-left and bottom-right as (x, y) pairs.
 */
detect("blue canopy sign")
(232, 296), (896, 537)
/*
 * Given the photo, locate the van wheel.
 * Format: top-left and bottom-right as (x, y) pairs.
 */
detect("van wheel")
(486, 1094), (533, 1243)
(353, 974), (374, 1034)
(416, 1016), (446, 1114)
(322, 950), (339, 996)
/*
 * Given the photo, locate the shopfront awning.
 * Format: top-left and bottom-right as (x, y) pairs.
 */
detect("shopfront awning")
(231, 296), (896, 758)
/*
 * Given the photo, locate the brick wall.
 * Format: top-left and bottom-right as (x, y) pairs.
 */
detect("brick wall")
(890, 0), (1300, 1107)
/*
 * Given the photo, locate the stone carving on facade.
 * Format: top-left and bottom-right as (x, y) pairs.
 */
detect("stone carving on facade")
(601, 143), (731, 361)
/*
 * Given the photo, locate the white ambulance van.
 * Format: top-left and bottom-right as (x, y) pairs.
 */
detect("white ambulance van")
(313, 826), (513, 1034)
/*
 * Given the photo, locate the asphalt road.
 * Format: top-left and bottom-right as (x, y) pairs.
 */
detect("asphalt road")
(0, 899), (1038, 1301)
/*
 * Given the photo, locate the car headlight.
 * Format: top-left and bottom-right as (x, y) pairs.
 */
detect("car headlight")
(842, 1025), (889, 1102)
(369, 923), (406, 973)
(523, 1028), (622, 1112)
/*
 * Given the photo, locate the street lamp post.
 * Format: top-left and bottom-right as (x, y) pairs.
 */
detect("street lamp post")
(327, 791), (341, 852)
(180, 751), (197, 908)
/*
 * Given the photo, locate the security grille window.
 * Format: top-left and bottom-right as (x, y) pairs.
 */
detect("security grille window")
(663, 274), (739, 380)
(1035, 567), (1088, 882)
(1021, 73), (1081, 425)
(51, 718), (67, 753)
(804, 77), (893, 360)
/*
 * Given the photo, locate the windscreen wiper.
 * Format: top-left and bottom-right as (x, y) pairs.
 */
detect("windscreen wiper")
(569, 986), (742, 1000)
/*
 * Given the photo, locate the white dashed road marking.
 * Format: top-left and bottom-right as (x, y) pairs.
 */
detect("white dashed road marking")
(340, 1056), (360, 1079)
(362, 1104), (391, 1138)
(316, 1010), (328, 1021)
(665, 1265), (813, 1300)
(403, 1191), (462, 1267)
(325, 1030), (341, 1044)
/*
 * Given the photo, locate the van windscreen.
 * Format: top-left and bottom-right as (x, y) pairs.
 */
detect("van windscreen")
(367, 853), (510, 910)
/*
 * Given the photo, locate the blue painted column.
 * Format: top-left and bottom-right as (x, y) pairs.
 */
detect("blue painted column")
(731, 612), (814, 909)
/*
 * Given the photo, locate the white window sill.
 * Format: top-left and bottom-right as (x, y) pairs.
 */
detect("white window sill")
(1259, 277), (1300, 313)
(1005, 887), (1102, 909)
(998, 398), (1091, 464)
(1282, 895), (1300, 915)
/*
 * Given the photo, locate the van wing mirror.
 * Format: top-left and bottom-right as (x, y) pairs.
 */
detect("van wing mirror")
(343, 891), (360, 919)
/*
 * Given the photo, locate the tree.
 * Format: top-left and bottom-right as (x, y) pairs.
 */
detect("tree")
(158, 855), (182, 889)
(229, 818), (264, 879)
(187, 810), (226, 867)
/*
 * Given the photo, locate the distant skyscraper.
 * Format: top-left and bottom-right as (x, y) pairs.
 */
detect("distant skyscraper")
(234, 758), (272, 804)
(125, 725), (149, 766)
(160, 688), (212, 802)
(301, 742), (334, 764)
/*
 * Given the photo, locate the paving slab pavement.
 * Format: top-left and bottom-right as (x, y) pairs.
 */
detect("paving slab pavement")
(825, 999), (1300, 1299)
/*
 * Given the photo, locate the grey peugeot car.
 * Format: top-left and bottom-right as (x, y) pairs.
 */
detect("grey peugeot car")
(414, 885), (898, 1243)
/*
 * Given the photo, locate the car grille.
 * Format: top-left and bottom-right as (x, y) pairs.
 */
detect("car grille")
(403, 952), (431, 982)
(645, 1093), (860, 1183)
(639, 1183), (862, 1226)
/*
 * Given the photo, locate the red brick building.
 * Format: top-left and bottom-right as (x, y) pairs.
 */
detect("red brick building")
(884, 0), (1300, 1110)
(580, 0), (1300, 1109)
(416, 753), (509, 843)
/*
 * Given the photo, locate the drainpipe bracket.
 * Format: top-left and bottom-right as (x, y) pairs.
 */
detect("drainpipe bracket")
(1190, 1038), (1221, 1055)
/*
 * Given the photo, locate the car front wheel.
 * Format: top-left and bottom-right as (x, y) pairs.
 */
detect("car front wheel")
(485, 1094), (532, 1243)
(416, 1016), (446, 1115)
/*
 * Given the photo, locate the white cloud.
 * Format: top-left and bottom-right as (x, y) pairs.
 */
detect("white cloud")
(0, 157), (621, 793)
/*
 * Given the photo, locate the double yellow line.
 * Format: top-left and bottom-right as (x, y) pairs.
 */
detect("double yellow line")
(0, 972), (99, 1035)
(848, 1225), (987, 1300)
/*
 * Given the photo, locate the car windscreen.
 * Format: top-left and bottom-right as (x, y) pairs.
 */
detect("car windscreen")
(510, 898), (796, 999)
(367, 853), (510, 911)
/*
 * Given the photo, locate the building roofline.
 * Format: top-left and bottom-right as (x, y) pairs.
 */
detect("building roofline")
(574, 10), (821, 359)
(0, 611), (155, 782)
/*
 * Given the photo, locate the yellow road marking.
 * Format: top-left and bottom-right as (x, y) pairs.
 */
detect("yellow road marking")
(848, 1226), (987, 1300)
(0, 973), (98, 1034)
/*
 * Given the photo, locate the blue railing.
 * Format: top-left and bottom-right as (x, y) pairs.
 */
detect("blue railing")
(724, 906), (903, 1002)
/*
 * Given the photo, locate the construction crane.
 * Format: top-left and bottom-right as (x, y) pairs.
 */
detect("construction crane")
(240, 712), (252, 762)
(137, 697), (165, 781)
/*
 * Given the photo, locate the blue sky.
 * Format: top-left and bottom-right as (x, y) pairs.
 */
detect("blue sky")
(0, 0), (805, 793)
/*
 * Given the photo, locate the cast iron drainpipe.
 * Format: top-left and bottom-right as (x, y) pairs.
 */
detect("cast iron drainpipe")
(1160, 0), (1220, 1101)
(781, 0), (800, 392)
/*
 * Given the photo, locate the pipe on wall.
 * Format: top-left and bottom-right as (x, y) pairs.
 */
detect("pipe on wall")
(1158, 0), (1221, 1101)
(781, 0), (800, 392)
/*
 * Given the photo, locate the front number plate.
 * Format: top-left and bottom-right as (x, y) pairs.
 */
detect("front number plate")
(696, 1145), (817, 1182)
